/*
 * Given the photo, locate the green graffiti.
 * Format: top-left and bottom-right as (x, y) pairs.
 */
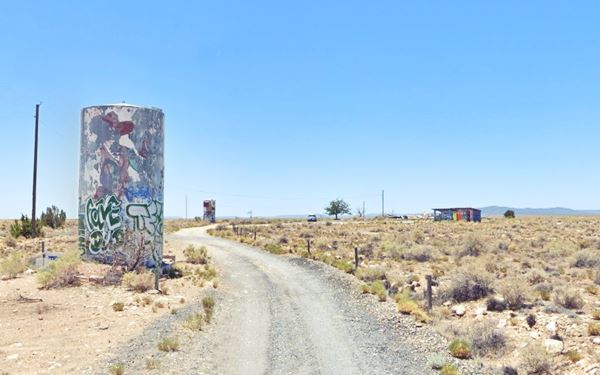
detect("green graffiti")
(85, 194), (122, 254)
(126, 199), (163, 238)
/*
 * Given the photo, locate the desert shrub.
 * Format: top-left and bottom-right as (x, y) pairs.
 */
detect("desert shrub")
(565, 350), (582, 363)
(355, 267), (386, 282)
(468, 320), (506, 356)
(460, 236), (486, 257)
(40, 205), (67, 229)
(122, 271), (154, 292)
(202, 296), (215, 322)
(592, 310), (600, 320)
(145, 359), (160, 370)
(112, 302), (125, 312)
(520, 343), (551, 374)
(554, 288), (584, 309)
(534, 283), (553, 301)
(10, 214), (42, 238)
(497, 278), (530, 310)
(184, 245), (209, 264)
(486, 297), (507, 312)
(402, 246), (433, 262)
(440, 364), (459, 375)
(573, 250), (600, 268)
(369, 281), (387, 302)
(158, 337), (179, 351)
(396, 289), (430, 323)
(0, 251), (28, 279)
(37, 250), (81, 289)
(502, 367), (518, 375)
(332, 259), (354, 273)
(589, 322), (600, 336)
(183, 313), (204, 331)
(108, 363), (125, 375)
(504, 210), (515, 219)
(449, 339), (471, 359)
(443, 267), (494, 302)
(264, 243), (287, 254)
(544, 240), (577, 259)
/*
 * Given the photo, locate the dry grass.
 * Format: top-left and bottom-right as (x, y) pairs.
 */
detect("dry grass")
(37, 249), (81, 289)
(122, 271), (154, 292)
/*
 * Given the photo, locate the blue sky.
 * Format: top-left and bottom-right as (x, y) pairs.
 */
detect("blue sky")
(1, 1), (599, 218)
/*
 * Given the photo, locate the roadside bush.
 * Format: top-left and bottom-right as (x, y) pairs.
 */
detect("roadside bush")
(440, 364), (459, 375)
(10, 214), (42, 238)
(37, 250), (81, 289)
(184, 245), (209, 264)
(497, 278), (530, 310)
(0, 251), (28, 279)
(40, 205), (67, 229)
(573, 250), (600, 268)
(183, 313), (204, 331)
(468, 320), (506, 356)
(554, 288), (584, 310)
(449, 339), (471, 359)
(108, 363), (125, 375)
(355, 267), (386, 282)
(396, 289), (430, 323)
(443, 267), (494, 302)
(331, 259), (354, 273)
(264, 243), (287, 255)
(369, 280), (387, 302)
(157, 337), (179, 352)
(520, 344), (551, 374)
(122, 271), (154, 292)
(202, 296), (215, 322)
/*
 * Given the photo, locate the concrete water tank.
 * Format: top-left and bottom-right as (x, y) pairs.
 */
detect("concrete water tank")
(78, 103), (164, 267)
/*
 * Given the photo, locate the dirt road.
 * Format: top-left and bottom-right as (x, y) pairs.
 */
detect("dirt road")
(168, 227), (434, 375)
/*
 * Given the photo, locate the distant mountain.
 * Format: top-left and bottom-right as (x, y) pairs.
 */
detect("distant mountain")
(480, 206), (600, 217)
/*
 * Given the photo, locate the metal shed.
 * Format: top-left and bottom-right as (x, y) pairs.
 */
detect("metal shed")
(433, 208), (481, 222)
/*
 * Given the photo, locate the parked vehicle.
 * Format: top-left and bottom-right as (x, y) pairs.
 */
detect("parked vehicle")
(307, 214), (317, 222)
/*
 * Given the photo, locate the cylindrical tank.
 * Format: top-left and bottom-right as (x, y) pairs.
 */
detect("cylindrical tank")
(78, 104), (164, 267)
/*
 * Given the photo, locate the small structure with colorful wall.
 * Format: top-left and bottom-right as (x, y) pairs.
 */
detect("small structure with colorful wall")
(433, 208), (481, 222)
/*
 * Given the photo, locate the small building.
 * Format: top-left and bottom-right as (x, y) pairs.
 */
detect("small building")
(433, 208), (481, 222)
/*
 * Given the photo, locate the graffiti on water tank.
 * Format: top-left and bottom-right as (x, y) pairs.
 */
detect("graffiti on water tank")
(79, 104), (164, 265)
(126, 199), (163, 239)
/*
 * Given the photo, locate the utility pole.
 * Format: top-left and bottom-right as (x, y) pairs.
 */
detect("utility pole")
(31, 104), (40, 238)
(362, 200), (365, 219)
(381, 189), (385, 217)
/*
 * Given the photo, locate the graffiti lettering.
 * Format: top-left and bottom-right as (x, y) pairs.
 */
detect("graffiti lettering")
(126, 199), (163, 238)
(85, 194), (122, 254)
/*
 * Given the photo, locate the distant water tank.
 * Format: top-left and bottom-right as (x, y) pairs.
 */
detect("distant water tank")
(78, 104), (164, 267)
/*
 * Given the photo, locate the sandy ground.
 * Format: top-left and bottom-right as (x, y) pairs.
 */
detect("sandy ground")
(0, 225), (212, 375)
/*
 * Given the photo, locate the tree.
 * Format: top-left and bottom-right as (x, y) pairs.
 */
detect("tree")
(504, 210), (515, 219)
(40, 205), (67, 229)
(325, 199), (352, 220)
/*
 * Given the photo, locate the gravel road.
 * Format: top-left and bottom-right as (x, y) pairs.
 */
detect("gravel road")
(106, 226), (482, 375)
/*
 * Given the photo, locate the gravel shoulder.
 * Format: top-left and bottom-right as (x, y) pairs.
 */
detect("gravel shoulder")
(107, 226), (481, 375)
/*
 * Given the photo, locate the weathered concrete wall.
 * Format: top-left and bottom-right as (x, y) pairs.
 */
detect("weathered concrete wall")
(78, 104), (164, 267)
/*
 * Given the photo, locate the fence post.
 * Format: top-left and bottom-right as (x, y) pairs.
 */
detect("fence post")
(307, 239), (311, 256)
(354, 247), (359, 270)
(41, 241), (46, 267)
(254, 229), (257, 240)
(426, 275), (433, 311)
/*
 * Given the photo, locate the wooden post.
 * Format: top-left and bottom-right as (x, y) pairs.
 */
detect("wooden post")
(426, 275), (433, 311)
(41, 241), (46, 267)
(307, 239), (311, 256)
(254, 229), (257, 240)
(354, 247), (359, 269)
